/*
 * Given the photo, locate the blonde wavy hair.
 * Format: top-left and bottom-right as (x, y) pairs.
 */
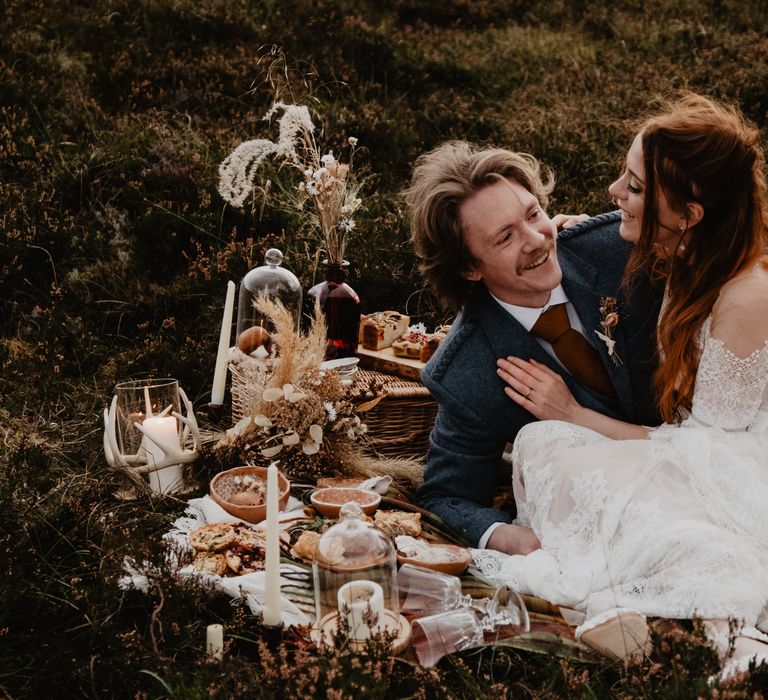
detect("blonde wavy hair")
(403, 141), (554, 311)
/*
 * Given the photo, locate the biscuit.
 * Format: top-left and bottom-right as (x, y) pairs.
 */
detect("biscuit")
(290, 530), (321, 561)
(189, 523), (237, 552)
(233, 523), (267, 550)
(374, 510), (422, 537)
(192, 552), (228, 576)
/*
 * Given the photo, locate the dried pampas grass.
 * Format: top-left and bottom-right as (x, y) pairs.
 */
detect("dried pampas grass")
(220, 295), (424, 486)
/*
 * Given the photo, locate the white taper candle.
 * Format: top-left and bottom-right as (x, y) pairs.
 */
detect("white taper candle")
(263, 463), (282, 626)
(211, 280), (235, 405)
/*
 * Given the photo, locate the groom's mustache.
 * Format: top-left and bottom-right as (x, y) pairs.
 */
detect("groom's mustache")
(516, 242), (555, 276)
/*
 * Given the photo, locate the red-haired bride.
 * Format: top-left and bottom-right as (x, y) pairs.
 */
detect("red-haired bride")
(483, 94), (768, 681)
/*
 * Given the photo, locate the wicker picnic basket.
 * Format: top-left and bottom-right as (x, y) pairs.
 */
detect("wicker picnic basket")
(228, 348), (437, 461)
(354, 369), (437, 460)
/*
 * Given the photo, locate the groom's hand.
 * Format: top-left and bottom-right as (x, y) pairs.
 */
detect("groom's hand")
(487, 524), (541, 555)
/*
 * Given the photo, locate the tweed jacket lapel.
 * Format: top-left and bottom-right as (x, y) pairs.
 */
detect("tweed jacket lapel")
(473, 287), (560, 375)
(558, 245), (635, 418)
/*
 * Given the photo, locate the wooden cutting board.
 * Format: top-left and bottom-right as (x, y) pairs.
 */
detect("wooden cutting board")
(355, 346), (425, 381)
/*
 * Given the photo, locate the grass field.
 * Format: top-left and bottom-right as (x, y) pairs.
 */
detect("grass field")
(2, 0), (768, 696)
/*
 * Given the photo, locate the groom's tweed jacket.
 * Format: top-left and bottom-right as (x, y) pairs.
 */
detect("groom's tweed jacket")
(415, 212), (663, 546)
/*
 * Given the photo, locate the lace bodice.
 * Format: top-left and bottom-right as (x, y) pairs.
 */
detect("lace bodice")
(687, 317), (768, 432)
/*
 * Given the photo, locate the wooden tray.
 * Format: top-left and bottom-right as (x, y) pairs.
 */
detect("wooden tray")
(356, 346), (425, 381)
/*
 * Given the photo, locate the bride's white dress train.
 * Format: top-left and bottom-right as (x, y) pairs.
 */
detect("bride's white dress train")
(473, 316), (768, 627)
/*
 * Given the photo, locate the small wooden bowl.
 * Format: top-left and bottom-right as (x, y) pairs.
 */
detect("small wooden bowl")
(210, 466), (290, 523)
(310, 487), (381, 519)
(396, 543), (472, 575)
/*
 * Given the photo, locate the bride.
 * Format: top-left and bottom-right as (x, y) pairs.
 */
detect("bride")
(476, 94), (768, 679)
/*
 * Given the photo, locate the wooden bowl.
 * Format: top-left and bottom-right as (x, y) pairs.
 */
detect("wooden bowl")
(210, 466), (290, 523)
(396, 543), (472, 575)
(310, 487), (381, 519)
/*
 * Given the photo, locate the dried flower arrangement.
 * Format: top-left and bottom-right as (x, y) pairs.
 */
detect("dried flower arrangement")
(217, 102), (362, 265)
(219, 295), (422, 484)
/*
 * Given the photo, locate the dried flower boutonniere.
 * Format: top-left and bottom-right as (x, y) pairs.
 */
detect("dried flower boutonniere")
(595, 296), (623, 366)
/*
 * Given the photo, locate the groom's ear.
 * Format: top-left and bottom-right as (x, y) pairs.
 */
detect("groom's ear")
(684, 201), (704, 230)
(462, 268), (482, 282)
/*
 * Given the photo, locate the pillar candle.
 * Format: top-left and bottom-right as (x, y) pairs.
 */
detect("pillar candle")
(141, 415), (182, 493)
(206, 624), (224, 661)
(263, 464), (282, 626)
(337, 580), (385, 640)
(211, 280), (235, 405)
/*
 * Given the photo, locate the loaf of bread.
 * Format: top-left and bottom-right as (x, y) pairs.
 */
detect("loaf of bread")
(392, 325), (452, 363)
(392, 330), (428, 359)
(360, 311), (411, 350)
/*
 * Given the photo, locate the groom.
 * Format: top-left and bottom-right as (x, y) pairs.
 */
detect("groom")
(404, 142), (662, 554)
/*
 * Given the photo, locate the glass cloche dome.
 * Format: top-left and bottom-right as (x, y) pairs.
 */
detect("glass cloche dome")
(312, 502), (402, 645)
(236, 248), (302, 345)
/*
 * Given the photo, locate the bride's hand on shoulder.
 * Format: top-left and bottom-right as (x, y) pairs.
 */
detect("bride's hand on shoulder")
(497, 356), (582, 422)
(551, 213), (589, 230)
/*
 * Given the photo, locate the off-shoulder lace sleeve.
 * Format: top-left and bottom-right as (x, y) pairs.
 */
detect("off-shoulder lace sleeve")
(690, 320), (768, 431)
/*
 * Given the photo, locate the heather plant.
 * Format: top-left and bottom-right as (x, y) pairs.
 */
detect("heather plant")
(2, 0), (768, 696)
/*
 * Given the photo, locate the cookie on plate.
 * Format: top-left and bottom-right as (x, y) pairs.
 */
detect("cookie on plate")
(374, 510), (423, 537)
(290, 530), (321, 561)
(233, 523), (267, 550)
(192, 552), (228, 576)
(189, 523), (237, 552)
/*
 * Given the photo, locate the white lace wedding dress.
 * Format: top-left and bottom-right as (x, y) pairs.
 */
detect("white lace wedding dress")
(473, 315), (768, 627)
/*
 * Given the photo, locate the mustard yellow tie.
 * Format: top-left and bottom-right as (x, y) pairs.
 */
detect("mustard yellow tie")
(531, 303), (616, 399)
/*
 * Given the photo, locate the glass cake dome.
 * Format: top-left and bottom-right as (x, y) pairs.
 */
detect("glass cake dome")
(312, 502), (401, 643)
(236, 248), (302, 344)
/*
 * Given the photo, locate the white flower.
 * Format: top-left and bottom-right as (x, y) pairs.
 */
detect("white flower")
(282, 432), (300, 446)
(324, 402), (337, 421)
(339, 218), (355, 233)
(309, 424), (324, 443)
(254, 414), (273, 428)
(342, 196), (362, 216)
(302, 439), (320, 455)
(594, 330), (622, 365)
(348, 137), (358, 146)
(303, 168), (313, 177)
(262, 387), (284, 402)
(217, 138), (278, 208)
(265, 102), (315, 160)
(312, 167), (328, 181)
(321, 153), (336, 166)
(307, 183), (320, 196)
(261, 444), (283, 458)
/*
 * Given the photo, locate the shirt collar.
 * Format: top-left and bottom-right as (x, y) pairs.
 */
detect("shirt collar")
(490, 284), (570, 332)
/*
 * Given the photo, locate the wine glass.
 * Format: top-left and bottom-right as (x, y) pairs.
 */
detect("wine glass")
(411, 608), (485, 668)
(397, 563), (472, 617)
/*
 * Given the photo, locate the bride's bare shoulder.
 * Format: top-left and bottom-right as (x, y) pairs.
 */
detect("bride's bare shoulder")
(710, 260), (768, 357)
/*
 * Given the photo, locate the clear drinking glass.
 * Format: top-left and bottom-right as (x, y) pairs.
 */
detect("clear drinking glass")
(411, 608), (485, 668)
(114, 378), (182, 493)
(397, 563), (471, 617)
(479, 585), (530, 635)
